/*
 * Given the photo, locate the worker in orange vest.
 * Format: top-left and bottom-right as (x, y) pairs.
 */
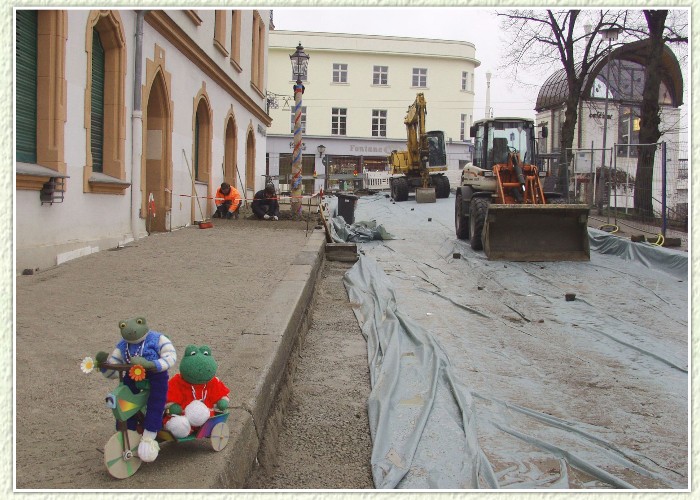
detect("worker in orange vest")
(213, 182), (242, 219)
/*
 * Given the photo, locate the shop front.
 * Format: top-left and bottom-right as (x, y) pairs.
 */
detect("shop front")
(266, 135), (471, 194)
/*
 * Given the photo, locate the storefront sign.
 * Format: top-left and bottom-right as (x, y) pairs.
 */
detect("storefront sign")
(349, 144), (395, 155)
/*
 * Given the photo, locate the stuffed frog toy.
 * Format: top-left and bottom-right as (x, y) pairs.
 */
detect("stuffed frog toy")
(164, 345), (230, 438)
(96, 317), (176, 463)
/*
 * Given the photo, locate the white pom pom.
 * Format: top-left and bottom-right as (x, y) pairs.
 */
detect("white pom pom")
(184, 400), (210, 427)
(137, 435), (160, 462)
(165, 414), (191, 438)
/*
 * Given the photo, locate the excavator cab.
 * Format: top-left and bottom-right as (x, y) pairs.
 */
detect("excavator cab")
(426, 131), (447, 168)
(456, 117), (590, 261)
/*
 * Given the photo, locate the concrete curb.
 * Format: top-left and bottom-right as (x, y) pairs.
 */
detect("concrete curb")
(212, 230), (326, 488)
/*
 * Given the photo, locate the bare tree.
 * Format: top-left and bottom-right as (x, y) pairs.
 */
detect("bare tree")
(629, 10), (687, 216)
(498, 9), (627, 192)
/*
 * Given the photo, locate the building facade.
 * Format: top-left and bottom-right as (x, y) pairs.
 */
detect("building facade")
(534, 40), (685, 217)
(266, 30), (479, 194)
(15, 9), (272, 271)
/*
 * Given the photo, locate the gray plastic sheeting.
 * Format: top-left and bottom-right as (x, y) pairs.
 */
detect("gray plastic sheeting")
(330, 216), (395, 243)
(344, 255), (498, 489)
(589, 228), (688, 280)
(339, 194), (687, 489)
(344, 250), (686, 490)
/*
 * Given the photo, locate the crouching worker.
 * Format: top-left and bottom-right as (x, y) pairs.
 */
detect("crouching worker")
(252, 183), (280, 221)
(213, 182), (242, 219)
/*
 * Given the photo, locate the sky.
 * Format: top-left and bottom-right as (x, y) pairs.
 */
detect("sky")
(272, 7), (543, 121)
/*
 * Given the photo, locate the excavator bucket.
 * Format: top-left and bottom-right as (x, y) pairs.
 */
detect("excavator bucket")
(483, 204), (590, 261)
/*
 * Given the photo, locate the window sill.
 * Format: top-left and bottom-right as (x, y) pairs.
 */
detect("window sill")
(213, 38), (229, 57)
(185, 10), (202, 26)
(250, 81), (265, 99)
(16, 162), (68, 190)
(88, 171), (131, 194)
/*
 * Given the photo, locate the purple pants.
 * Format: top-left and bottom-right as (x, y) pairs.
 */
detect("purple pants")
(123, 370), (169, 433)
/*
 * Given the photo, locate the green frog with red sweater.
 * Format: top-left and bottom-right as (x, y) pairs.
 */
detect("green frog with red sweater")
(164, 344), (230, 438)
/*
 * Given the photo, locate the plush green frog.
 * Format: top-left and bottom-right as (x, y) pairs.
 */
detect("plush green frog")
(96, 317), (177, 462)
(164, 345), (230, 438)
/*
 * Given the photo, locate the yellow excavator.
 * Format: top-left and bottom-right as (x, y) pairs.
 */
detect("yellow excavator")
(455, 117), (590, 261)
(389, 93), (450, 203)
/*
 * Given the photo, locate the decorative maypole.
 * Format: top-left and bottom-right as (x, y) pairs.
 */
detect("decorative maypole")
(289, 43), (309, 219)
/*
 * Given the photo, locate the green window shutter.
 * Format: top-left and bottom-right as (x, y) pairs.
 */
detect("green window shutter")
(194, 115), (200, 180)
(91, 29), (105, 172)
(16, 10), (38, 163)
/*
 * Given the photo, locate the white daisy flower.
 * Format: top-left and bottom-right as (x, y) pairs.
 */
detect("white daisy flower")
(81, 356), (95, 374)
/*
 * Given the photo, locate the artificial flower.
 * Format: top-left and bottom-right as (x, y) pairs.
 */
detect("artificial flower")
(80, 356), (95, 374)
(129, 364), (146, 381)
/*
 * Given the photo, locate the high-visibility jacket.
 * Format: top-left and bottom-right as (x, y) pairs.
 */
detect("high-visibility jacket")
(214, 186), (241, 212)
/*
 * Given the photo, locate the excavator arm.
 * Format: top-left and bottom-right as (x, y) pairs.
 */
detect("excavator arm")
(403, 93), (428, 171)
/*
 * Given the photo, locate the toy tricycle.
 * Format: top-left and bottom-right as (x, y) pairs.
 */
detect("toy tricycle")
(93, 361), (230, 479)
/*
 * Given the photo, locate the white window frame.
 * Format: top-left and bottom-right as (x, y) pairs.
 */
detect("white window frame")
(372, 109), (387, 137)
(331, 107), (347, 136)
(332, 63), (348, 84)
(373, 65), (388, 86)
(412, 67), (427, 88)
(460, 114), (468, 141)
(462, 71), (469, 91)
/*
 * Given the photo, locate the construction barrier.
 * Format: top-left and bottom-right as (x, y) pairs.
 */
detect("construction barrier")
(364, 172), (391, 191)
(165, 189), (323, 217)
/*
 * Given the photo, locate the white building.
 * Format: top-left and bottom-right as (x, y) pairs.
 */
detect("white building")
(15, 9), (272, 272)
(266, 30), (479, 193)
(534, 39), (685, 219)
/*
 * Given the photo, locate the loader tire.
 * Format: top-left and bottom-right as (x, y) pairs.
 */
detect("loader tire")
(469, 197), (490, 251)
(455, 189), (471, 240)
(391, 177), (409, 202)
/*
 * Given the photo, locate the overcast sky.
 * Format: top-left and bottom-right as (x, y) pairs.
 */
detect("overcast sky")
(272, 7), (542, 120)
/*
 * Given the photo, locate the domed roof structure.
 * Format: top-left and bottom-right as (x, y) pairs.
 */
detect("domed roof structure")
(535, 39), (683, 112)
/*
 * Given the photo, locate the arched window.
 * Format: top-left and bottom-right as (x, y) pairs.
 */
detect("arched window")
(224, 114), (237, 187)
(194, 98), (211, 182)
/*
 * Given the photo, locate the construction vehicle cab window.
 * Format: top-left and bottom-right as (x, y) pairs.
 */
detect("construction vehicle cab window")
(456, 117), (590, 262)
(472, 120), (535, 169)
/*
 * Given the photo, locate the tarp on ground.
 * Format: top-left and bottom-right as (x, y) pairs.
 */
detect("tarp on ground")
(343, 255), (498, 489)
(344, 239), (687, 489)
(342, 194), (687, 490)
(588, 228), (688, 281)
(330, 217), (395, 243)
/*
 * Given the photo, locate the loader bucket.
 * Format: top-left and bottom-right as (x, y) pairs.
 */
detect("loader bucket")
(483, 204), (590, 261)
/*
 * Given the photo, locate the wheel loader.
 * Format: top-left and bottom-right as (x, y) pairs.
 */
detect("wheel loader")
(389, 93), (450, 203)
(455, 117), (590, 261)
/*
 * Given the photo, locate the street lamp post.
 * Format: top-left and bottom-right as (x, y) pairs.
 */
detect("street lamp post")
(290, 43), (309, 218)
(599, 26), (620, 212)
